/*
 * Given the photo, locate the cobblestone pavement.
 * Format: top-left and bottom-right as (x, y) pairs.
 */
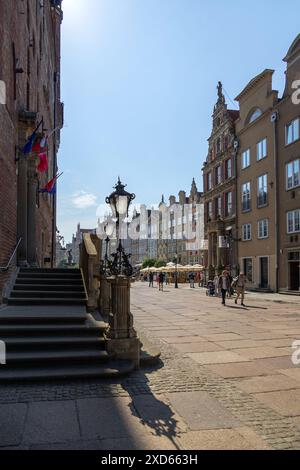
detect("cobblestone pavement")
(0, 284), (300, 450)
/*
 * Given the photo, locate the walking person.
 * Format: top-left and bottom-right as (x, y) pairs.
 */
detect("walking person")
(218, 270), (230, 306)
(235, 272), (247, 306)
(189, 272), (195, 288)
(158, 272), (164, 292)
(214, 274), (220, 297)
(149, 272), (154, 288)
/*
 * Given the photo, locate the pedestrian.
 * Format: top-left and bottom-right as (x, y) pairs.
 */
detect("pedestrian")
(149, 272), (154, 288)
(158, 272), (164, 291)
(234, 272), (247, 306)
(214, 274), (220, 297)
(165, 272), (170, 285)
(227, 272), (233, 298)
(189, 272), (195, 288)
(218, 270), (230, 306)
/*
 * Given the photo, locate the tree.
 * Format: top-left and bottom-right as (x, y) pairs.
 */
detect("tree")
(154, 259), (166, 268)
(142, 258), (156, 269)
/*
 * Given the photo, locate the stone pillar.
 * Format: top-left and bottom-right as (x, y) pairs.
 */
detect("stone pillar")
(17, 155), (28, 266)
(105, 276), (140, 368)
(208, 233), (212, 268)
(99, 274), (111, 322)
(27, 158), (38, 266)
(217, 230), (221, 271)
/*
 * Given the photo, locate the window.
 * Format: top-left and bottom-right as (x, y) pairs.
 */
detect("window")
(257, 138), (267, 161)
(242, 224), (252, 241)
(207, 172), (212, 191)
(242, 149), (250, 169)
(258, 219), (269, 239)
(225, 192), (233, 217)
(287, 209), (300, 234)
(243, 258), (253, 282)
(225, 159), (232, 179)
(215, 196), (222, 218)
(286, 159), (300, 190)
(216, 165), (222, 185)
(248, 108), (262, 124)
(242, 182), (251, 211)
(257, 174), (268, 207)
(286, 118), (300, 145)
(208, 201), (213, 221)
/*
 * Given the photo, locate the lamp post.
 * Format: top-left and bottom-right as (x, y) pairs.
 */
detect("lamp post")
(105, 178), (135, 277)
(103, 178), (140, 368)
(175, 238), (179, 289)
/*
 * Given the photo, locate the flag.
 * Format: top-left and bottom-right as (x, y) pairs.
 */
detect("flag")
(37, 153), (48, 173)
(39, 173), (63, 195)
(21, 120), (43, 155)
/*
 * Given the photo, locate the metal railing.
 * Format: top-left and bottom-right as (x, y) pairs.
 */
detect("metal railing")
(0, 238), (22, 273)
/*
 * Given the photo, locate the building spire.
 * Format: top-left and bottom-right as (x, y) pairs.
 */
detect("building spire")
(191, 178), (197, 195)
(217, 81), (225, 105)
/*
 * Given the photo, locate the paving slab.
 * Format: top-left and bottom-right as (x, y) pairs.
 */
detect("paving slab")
(175, 427), (270, 450)
(279, 369), (300, 382)
(23, 401), (80, 445)
(132, 394), (187, 436)
(214, 339), (263, 349)
(173, 342), (223, 353)
(187, 351), (249, 365)
(202, 333), (243, 341)
(253, 390), (300, 417)
(161, 336), (202, 344)
(236, 374), (300, 394)
(167, 391), (240, 430)
(0, 404), (27, 447)
(207, 362), (271, 378)
(232, 347), (292, 360)
(30, 436), (177, 450)
(254, 356), (297, 371)
(77, 396), (145, 440)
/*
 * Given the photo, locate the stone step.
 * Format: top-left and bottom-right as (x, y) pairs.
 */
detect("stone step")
(19, 268), (81, 274)
(7, 298), (86, 306)
(2, 336), (106, 351)
(0, 324), (106, 336)
(5, 349), (109, 364)
(0, 360), (135, 382)
(17, 272), (82, 279)
(10, 290), (86, 299)
(13, 284), (86, 292)
(15, 278), (84, 285)
(0, 313), (87, 325)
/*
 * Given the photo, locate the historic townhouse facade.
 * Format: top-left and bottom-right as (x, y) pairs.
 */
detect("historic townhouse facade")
(235, 69), (279, 291)
(157, 180), (204, 265)
(0, 0), (63, 302)
(277, 35), (300, 292)
(202, 34), (300, 292)
(202, 83), (239, 280)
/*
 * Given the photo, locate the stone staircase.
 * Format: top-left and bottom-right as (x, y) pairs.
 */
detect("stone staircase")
(0, 269), (135, 381)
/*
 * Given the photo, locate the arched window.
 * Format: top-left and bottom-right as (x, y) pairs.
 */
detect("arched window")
(248, 108), (262, 124)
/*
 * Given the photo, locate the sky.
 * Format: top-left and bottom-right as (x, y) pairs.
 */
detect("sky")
(57, 0), (300, 243)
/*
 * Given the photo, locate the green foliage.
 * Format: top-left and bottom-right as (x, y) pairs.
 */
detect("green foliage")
(154, 259), (166, 268)
(142, 258), (156, 268)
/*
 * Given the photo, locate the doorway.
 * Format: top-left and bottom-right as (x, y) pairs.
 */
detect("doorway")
(259, 257), (269, 289)
(289, 262), (300, 291)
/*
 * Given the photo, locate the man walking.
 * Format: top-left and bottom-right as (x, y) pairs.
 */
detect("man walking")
(218, 270), (230, 306)
(235, 272), (247, 306)
(149, 272), (154, 288)
(158, 272), (164, 291)
(189, 272), (195, 288)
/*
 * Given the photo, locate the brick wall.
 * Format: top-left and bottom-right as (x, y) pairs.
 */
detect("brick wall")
(0, 0), (63, 301)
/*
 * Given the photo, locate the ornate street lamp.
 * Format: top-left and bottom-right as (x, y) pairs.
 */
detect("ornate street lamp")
(105, 178), (136, 277)
(102, 179), (140, 368)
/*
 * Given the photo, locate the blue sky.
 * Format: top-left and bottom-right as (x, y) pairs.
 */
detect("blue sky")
(57, 0), (300, 242)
